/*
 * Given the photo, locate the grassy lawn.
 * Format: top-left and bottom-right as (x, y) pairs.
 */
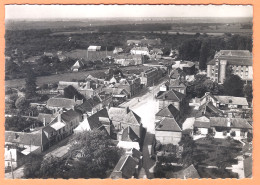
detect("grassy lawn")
(193, 138), (243, 167)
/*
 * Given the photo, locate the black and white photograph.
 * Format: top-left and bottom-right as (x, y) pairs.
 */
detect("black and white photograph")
(4, 5), (253, 179)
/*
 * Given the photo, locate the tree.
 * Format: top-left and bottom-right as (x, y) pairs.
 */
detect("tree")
(27, 130), (123, 178)
(5, 115), (43, 132)
(15, 97), (29, 110)
(63, 85), (85, 101)
(223, 74), (244, 97)
(68, 130), (123, 178)
(243, 84), (253, 103)
(23, 154), (43, 178)
(24, 66), (37, 99)
(178, 135), (195, 168)
(199, 39), (210, 70)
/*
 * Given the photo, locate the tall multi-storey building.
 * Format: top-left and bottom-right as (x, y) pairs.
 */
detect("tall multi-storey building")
(207, 50), (253, 84)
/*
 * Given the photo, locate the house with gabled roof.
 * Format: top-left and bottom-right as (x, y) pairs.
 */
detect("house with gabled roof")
(200, 92), (249, 110)
(108, 107), (143, 141)
(74, 108), (112, 136)
(167, 79), (187, 95)
(193, 117), (252, 139)
(88, 45), (101, 51)
(169, 68), (186, 80)
(47, 96), (83, 111)
(5, 130), (49, 154)
(130, 47), (149, 56)
(74, 95), (104, 116)
(155, 117), (182, 145)
(110, 154), (140, 179)
(46, 109), (82, 141)
(156, 89), (186, 114)
(155, 104), (180, 122)
(110, 147), (142, 179)
(117, 126), (141, 150)
(196, 101), (224, 118)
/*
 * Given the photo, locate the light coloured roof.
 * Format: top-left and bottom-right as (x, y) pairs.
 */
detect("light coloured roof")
(50, 121), (66, 131)
(210, 117), (252, 129)
(117, 141), (140, 150)
(215, 96), (249, 106)
(88, 45), (101, 50)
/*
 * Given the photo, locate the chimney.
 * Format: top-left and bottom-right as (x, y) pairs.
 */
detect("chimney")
(227, 118), (231, 127)
(86, 81), (90, 89)
(43, 117), (46, 126)
(58, 113), (61, 123)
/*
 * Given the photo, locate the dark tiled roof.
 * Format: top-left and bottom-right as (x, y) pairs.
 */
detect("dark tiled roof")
(156, 117), (182, 132)
(194, 121), (211, 128)
(38, 113), (55, 124)
(197, 102), (224, 117)
(156, 89), (185, 102)
(5, 130), (48, 147)
(88, 108), (110, 130)
(128, 148), (142, 160)
(87, 71), (107, 79)
(42, 125), (56, 134)
(75, 96), (101, 114)
(169, 68), (186, 79)
(200, 92), (218, 102)
(169, 79), (186, 87)
(156, 104), (180, 118)
(166, 164), (200, 179)
(121, 126), (140, 141)
(110, 154), (138, 179)
(61, 109), (82, 123)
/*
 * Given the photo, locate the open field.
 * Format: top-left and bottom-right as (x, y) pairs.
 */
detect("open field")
(5, 65), (150, 88)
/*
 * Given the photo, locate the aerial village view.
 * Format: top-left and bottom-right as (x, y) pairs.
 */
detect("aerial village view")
(4, 5), (253, 179)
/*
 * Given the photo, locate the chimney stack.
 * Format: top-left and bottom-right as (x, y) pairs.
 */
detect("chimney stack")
(43, 117), (46, 126)
(227, 118), (231, 127)
(58, 113), (61, 123)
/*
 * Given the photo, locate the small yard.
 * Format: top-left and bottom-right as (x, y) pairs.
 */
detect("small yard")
(193, 138), (243, 168)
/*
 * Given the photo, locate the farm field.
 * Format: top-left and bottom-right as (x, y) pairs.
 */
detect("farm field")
(5, 65), (150, 88)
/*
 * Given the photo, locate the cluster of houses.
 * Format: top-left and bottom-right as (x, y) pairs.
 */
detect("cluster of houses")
(4, 64), (167, 173)
(5, 41), (253, 178)
(70, 38), (168, 72)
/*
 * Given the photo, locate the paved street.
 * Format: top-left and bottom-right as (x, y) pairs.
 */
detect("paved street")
(121, 78), (167, 133)
(5, 165), (25, 179)
(120, 78), (167, 178)
(142, 132), (156, 179)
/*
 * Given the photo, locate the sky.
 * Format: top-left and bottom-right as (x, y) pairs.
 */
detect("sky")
(5, 5), (253, 20)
